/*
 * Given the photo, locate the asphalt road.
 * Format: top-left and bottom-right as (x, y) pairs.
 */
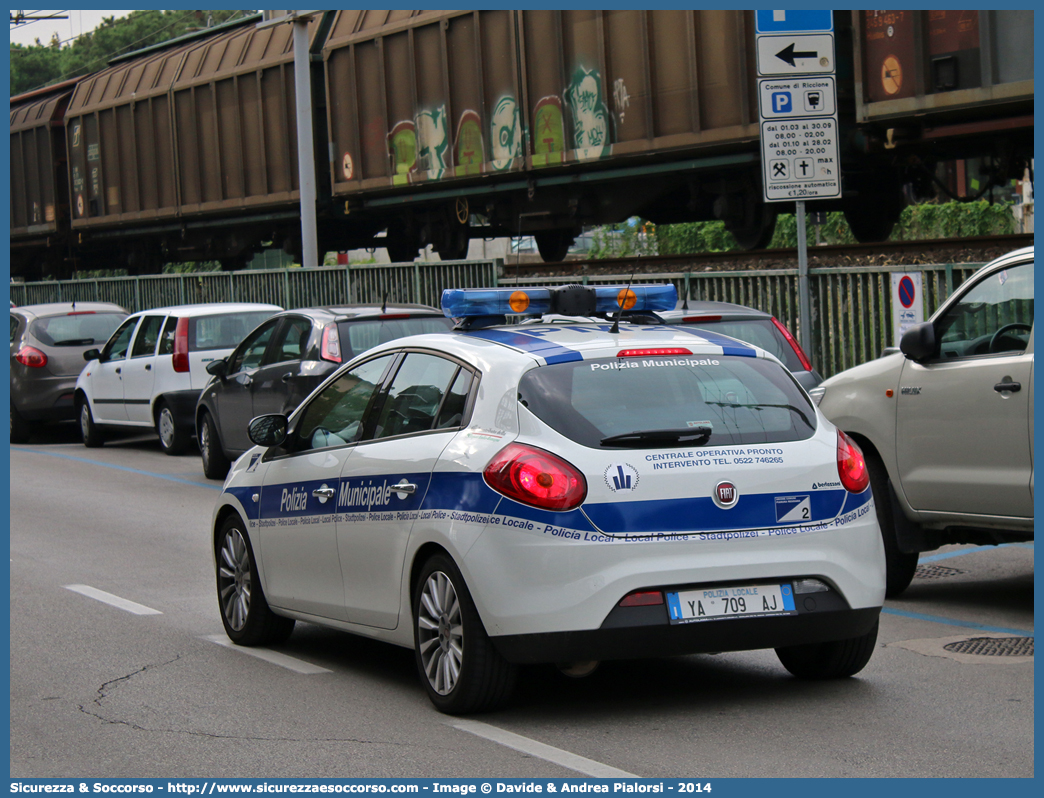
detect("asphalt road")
(9, 425), (1035, 779)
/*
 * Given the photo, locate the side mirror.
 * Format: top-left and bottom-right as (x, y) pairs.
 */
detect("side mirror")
(83, 349), (101, 362)
(899, 322), (936, 362)
(248, 414), (288, 448)
(206, 359), (229, 379)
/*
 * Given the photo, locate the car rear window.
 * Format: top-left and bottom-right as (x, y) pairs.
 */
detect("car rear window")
(189, 311), (278, 352)
(517, 354), (816, 449)
(337, 315), (453, 359)
(682, 319), (802, 372)
(29, 312), (126, 346)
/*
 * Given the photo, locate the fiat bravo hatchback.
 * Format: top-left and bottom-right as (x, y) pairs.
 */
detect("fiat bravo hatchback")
(211, 284), (885, 713)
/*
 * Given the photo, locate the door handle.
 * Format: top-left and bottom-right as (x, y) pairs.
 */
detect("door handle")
(392, 481), (417, 496)
(312, 486), (336, 500)
(115, 367), (121, 375)
(281, 372), (294, 383)
(145, 364), (152, 371)
(994, 378), (1021, 393)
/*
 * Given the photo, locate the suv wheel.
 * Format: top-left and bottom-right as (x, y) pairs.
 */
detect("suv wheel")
(865, 452), (919, 597)
(200, 411), (232, 480)
(156, 401), (191, 455)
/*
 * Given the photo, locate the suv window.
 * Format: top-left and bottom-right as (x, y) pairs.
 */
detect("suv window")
(131, 315), (164, 358)
(372, 353), (462, 439)
(935, 261), (1034, 358)
(29, 312), (125, 347)
(294, 354), (396, 452)
(191, 311), (278, 352)
(101, 317), (139, 361)
(338, 316), (452, 360)
(518, 355), (815, 449)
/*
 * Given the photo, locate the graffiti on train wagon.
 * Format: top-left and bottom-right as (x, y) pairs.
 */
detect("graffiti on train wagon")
(416, 106), (450, 180)
(490, 96), (523, 171)
(533, 96), (565, 167)
(565, 66), (611, 160)
(455, 110), (484, 175)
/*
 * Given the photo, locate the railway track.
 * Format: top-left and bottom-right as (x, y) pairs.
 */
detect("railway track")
(512, 233), (1033, 276)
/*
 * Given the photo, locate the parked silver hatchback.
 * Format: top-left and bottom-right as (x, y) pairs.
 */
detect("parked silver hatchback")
(10, 302), (128, 443)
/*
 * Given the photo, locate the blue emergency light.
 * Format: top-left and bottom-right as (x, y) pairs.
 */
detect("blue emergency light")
(441, 284), (677, 323)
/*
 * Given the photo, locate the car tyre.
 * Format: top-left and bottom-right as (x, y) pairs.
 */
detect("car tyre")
(156, 401), (191, 455)
(216, 515), (295, 646)
(10, 404), (33, 444)
(78, 398), (104, 448)
(775, 619), (878, 679)
(865, 451), (919, 597)
(413, 554), (517, 714)
(200, 411), (232, 480)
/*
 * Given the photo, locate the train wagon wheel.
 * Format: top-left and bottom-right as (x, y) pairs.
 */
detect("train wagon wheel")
(535, 229), (576, 263)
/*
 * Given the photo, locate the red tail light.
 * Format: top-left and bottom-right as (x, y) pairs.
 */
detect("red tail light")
(837, 430), (869, 493)
(617, 347), (692, 358)
(172, 317), (190, 373)
(320, 323), (342, 363)
(484, 443), (587, 511)
(15, 346), (47, 368)
(619, 590), (664, 607)
(682, 315), (722, 323)
(771, 316), (814, 373)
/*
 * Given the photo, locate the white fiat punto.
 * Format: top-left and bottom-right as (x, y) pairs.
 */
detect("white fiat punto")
(212, 284), (885, 714)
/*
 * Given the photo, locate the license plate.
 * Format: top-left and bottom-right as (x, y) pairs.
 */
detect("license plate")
(666, 583), (796, 624)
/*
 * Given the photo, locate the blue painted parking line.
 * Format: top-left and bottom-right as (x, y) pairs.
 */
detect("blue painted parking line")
(881, 607), (1032, 637)
(10, 446), (221, 490)
(918, 542), (1033, 563)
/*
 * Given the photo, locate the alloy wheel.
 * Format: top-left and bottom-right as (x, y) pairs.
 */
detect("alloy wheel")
(417, 571), (464, 695)
(219, 527), (252, 631)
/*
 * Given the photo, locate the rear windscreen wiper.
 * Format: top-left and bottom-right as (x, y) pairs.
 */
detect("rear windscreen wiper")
(707, 401), (813, 428)
(600, 426), (712, 447)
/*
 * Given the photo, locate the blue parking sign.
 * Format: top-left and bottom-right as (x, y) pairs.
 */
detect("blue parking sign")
(755, 10), (833, 33)
(772, 91), (792, 113)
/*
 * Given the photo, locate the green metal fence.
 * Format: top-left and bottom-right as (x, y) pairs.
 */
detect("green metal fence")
(9, 258), (983, 379)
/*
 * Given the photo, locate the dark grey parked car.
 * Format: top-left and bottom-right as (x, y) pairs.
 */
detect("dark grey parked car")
(658, 302), (823, 390)
(10, 302), (128, 442)
(195, 303), (453, 478)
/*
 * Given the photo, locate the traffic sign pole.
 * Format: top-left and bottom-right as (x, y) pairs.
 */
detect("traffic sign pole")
(796, 201), (811, 356)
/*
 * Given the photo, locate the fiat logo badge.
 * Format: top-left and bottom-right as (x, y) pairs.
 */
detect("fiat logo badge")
(714, 481), (739, 509)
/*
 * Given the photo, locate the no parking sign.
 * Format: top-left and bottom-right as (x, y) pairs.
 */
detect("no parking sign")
(891, 272), (923, 346)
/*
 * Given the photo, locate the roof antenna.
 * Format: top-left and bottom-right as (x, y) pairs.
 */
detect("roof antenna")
(381, 291), (388, 314)
(609, 264), (637, 335)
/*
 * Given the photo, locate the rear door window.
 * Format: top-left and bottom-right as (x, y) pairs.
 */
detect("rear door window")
(371, 353), (463, 439)
(517, 354), (815, 449)
(130, 315), (164, 358)
(190, 311), (278, 352)
(337, 315), (453, 360)
(266, 315), (314, 365)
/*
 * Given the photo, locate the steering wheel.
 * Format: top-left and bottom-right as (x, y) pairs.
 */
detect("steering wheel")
(988, 323), (1032, 353)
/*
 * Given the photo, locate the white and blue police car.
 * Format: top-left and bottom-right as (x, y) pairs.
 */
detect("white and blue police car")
(212, 284), (886, 714)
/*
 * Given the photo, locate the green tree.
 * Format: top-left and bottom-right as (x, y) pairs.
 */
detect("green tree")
(11, 10), (248, 95)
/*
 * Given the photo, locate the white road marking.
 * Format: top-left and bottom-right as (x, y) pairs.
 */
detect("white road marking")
(203, 634), (332, 674)
(448, 718), (639, 777)
(64, 584), (162, 615)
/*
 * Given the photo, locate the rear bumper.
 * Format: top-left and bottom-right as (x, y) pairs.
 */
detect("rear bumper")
(11, 373), (78, 421)
(492, 600), (881, 664)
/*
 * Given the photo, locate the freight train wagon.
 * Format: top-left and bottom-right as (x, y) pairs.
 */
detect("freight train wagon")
(10, 9), (1034, 279)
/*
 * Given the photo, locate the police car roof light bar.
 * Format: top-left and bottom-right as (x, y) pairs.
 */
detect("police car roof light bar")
(441, 284), (677, 323)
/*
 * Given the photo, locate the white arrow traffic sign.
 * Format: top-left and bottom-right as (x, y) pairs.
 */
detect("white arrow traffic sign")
(756, 34), (835, 76)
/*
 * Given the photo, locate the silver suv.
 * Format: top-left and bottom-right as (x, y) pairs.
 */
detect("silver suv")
(811, 247), (1033, 596)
